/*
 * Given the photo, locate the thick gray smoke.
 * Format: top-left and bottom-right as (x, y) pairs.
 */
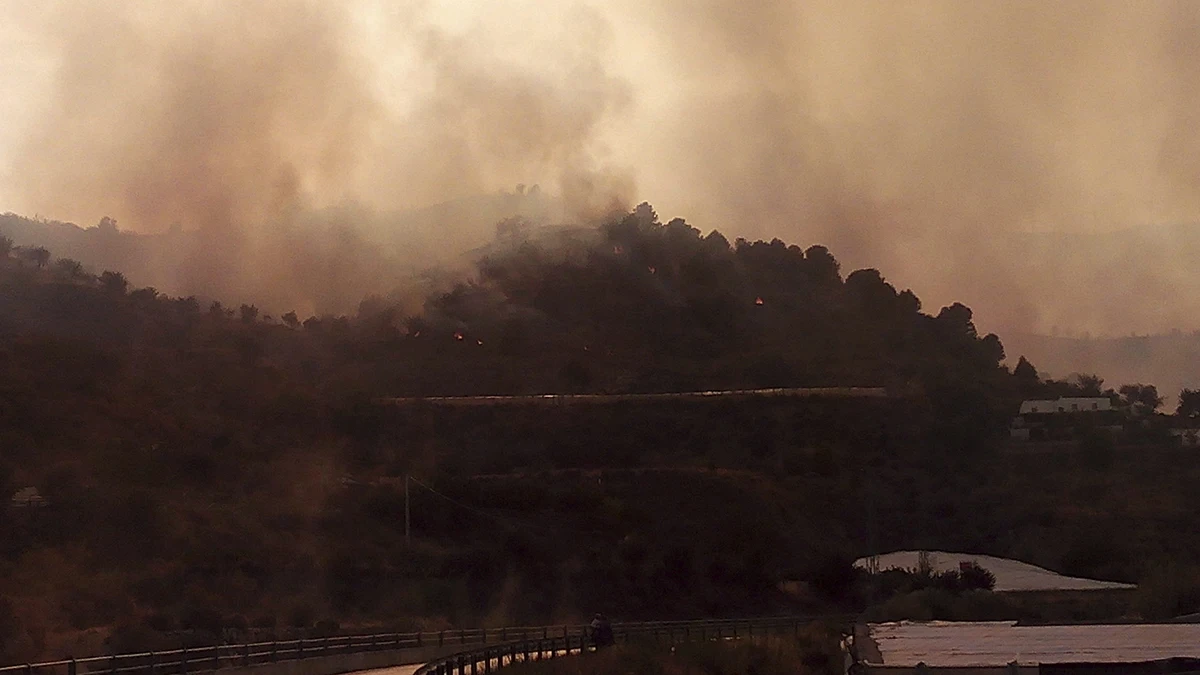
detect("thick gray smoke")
(7, 0), (1200, 339)
(4, 0), (631, 314)
(609, 0), (1200, 337)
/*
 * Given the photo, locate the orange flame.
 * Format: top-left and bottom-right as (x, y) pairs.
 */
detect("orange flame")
(755, 297), (764, 306)
(454, 332), (464, 341)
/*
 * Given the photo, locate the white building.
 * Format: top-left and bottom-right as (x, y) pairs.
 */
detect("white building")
(1018, 397), (1111, 414)
(850, 621), (1200, 675)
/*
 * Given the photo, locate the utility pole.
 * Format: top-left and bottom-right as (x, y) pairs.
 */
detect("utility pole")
(405, 474), (411, 546)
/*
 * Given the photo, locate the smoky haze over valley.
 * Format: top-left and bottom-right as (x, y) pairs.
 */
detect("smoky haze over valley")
(3, 0), (1200, 339)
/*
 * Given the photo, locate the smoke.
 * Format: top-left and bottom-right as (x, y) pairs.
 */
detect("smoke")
(5, 0), (632, 314)
(608, 0), (1200, 337)
(8, 0), (1200, 338)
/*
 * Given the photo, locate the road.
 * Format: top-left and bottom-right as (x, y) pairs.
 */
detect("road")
(353, 665), (422, 675)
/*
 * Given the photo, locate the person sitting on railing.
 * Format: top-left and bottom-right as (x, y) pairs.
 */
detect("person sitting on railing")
(589, 614), (614, 649)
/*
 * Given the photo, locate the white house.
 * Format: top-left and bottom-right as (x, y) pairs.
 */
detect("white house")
(1018, 397), (1111, 414)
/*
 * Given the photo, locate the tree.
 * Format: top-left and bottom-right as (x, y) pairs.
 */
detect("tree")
(22, 246), (49, 268)
(129, 287), (159, 304)
(54, 258), (86, 280)
(97, 216), (118, 233)
(239, 304), (259, 324)
(804, 245), (841, 284)
(282, 311), (300, 329)
(1013, 356), (1040, 395)
(959, 561), (996, 591)
(936, 303), (978, 337)
(99, 271), (128, 295)
(1119, 383), (1162, 416)
(1073, 374), (1105, 397)
(1178, 389), (1200, 419)
(0, 234), (12, 259)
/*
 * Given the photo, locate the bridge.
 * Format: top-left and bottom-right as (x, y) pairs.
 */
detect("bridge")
(0, 616), (849, 675)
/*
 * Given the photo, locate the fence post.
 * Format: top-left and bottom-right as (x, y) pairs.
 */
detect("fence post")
(213, 645), (220, 671)
(297, 640), (303, 661)
(110, 653), (117, 675)
(68, 661), (76, 675)
(181, 647), (188, 675)
(271, 642), (278, 663)
(484, 648), (491, 675)
(480, 629), (486, 645)
(24, 664), (32, 675)
(243, 642), (250, 668)
(439, 631), (444, 647)
(150, 651), (157, 675)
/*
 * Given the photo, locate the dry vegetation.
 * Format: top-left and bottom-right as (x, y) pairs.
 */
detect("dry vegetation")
(2, 208), (1199, 664)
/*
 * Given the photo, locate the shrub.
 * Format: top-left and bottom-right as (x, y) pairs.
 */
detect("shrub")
(959, 562), (997, 591)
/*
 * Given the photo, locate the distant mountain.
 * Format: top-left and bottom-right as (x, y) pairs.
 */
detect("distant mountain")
(0, 190), (567, 314)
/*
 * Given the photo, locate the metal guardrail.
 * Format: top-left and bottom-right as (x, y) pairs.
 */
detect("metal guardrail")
(379, 387), (890, 407)
(414, 616), (849, 675)
(0, 616), (848, 675)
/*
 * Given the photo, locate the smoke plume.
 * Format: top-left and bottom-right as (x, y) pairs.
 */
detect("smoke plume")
(5, 0), (632, 314)
(602, 0), (1200, 337)
(8, 0), (1200, 339)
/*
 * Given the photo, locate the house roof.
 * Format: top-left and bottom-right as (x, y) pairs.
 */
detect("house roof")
(861, 621), (1200, 667)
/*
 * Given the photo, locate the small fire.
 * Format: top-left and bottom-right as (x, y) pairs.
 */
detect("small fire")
(476, 339), (484, 346)
(454, 332), (464, 341)
(412, 330), (420, 337)
(648, 266), (656, 274)
(613, 245), (623, 255)
(754, 297), (764, 306)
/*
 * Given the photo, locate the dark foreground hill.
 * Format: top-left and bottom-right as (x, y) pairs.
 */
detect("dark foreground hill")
(2, 206), (1197, 662)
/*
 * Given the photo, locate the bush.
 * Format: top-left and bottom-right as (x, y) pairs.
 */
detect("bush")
(959, 562), (996, 591)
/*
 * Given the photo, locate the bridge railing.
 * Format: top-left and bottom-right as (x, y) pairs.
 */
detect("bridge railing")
(415, 616), (848, 675)
(0, 616), (848, 675)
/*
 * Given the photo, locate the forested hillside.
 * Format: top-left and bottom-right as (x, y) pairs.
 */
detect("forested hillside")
(2, 205), (1197, 663)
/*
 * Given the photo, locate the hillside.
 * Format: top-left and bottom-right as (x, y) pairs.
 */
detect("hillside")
(0, 190), (562, 317)
(2, 206), (1198, 663)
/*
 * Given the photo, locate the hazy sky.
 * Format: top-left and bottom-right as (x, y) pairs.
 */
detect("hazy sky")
(4, 1), (1200, 337)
